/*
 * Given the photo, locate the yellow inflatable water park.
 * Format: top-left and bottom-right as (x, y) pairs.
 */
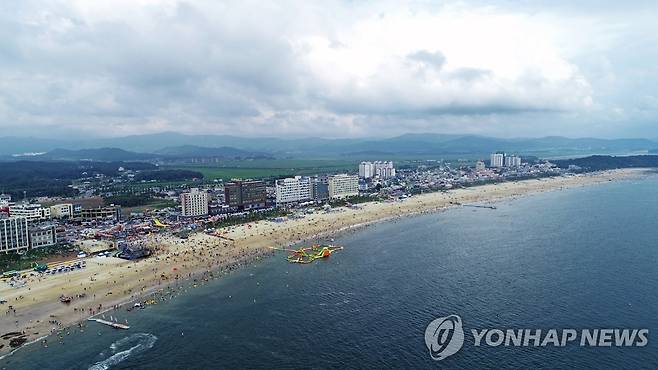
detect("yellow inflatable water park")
(270, 245), (344, 264)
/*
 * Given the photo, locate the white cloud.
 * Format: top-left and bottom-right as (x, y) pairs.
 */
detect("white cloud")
(0, 0), (655, 138)
(298, 6), (593, 116)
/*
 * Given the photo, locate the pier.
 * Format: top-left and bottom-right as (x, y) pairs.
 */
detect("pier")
(88, 318), (130, 330)
(451, 202), (497, 210)
(463, 204), (497, 209)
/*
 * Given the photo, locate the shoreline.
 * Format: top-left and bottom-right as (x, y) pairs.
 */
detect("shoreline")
(0, 168), (648, 359)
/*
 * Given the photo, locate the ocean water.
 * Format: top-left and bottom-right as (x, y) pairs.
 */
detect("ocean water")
(3, 174), (658, 369)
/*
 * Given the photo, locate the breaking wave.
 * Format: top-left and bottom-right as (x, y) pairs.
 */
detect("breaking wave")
(88, 333), (157, 370)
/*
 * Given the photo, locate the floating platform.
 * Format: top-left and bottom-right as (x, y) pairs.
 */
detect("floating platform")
(88, 318), (130, 330)
(270, 244), (343, 264)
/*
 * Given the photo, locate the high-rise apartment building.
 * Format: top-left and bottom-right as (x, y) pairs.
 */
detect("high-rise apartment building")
(359, 161), (396, 179)
(373, 161), (395, 179)
(505, 155), (522, 167)
(359, 162), (375, 178)
(490, 153), (505, 168)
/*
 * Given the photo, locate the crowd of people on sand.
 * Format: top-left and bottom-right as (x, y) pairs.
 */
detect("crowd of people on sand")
(1, 230), (284, 352)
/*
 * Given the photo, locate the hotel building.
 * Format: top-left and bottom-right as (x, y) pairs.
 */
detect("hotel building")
(180, 188), (210, 217)
(224, 180), (267, 210)
(275, 176), (312, 205)
(328, 174), (359, 199)
(0, 216), (29, 253)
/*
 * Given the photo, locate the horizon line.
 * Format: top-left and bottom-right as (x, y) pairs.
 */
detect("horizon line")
(1, 131), (656, 142)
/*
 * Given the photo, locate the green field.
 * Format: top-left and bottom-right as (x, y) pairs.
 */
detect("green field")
(165, 159), (359, 180)
(122, 199), (178, 213)
(0, 245), (72, 273)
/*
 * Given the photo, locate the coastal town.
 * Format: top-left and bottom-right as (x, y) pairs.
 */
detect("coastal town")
(0, 151), (613, 354)
(1, 152), (560, 260)
(2, 1), (657, 366)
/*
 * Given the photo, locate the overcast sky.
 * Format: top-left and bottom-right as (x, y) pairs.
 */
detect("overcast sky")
(1, 0), (657, 139)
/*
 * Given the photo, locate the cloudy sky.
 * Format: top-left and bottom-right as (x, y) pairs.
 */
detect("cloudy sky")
(1, 0), (657, 139)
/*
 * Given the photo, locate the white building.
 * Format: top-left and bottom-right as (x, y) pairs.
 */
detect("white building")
(475, 161), (486, 171)
(359, 162), (375, 178)
(275, 176), (312, 205)
(29, 224), (57, 249)
(373, 161), (396, 179)
(490, 153), (505, 168)
(505, 155), (522, 167)
(328, 174), (359, 199)
(0, 194), (10, 207)
(180, 188), (209, 217)
(50, 203), (74, 219)
(0, 217), (30, 253)
(9, 203), (51, 222)
(359, 161), (396, 179)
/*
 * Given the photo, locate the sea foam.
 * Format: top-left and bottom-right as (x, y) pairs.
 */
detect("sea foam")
(88, 333), (157, 370)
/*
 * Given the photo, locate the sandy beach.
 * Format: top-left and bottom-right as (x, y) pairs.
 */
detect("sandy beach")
(0, 169), (646, 356)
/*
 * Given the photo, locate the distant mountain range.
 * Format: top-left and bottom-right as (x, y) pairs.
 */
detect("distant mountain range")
(4, 145), (271, 162)
(153, 145), (271, 159)
(1, 132), (656, 160)
(41, 148), (158, 161)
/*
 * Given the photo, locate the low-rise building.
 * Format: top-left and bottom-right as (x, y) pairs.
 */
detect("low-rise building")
(29, 224), (57, 249)
(50, 203), (74, 219)
(328, 174), (359, 199)
(76, 206), (121, 222)
(75, 239), (117, 255)
(9, 203), (51, 222)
